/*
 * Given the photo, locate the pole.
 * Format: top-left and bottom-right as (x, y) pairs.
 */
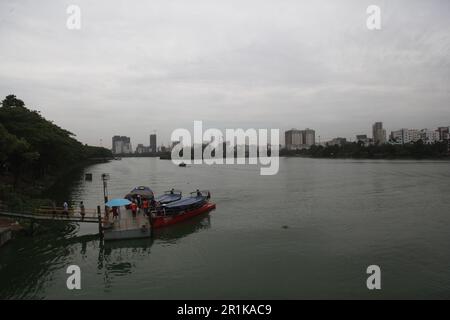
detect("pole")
(103, 179), (108, 203)
(97, 205), (103, 239)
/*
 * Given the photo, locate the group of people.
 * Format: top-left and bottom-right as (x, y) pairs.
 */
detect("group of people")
(54, 201), (85, 220)
(105, 195), (155, 220)
(127, 195), (155, 217)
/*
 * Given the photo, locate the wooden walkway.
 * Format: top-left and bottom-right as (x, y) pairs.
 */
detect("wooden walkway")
(0, 210), (100, 223)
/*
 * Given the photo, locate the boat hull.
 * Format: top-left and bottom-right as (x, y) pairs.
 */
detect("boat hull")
(152, 202), (216, 229)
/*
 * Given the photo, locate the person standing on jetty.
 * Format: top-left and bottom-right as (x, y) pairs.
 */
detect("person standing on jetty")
(142, 198), (149, 216)
(63, 201), (69, 216)
(130, 201), (137, 217)
(79, 201), (85, 221)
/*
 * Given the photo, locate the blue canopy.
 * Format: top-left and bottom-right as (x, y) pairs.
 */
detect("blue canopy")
(105, 198), (132, 207)
(156, 193), (182, 204)
(165, 196), (205, 210)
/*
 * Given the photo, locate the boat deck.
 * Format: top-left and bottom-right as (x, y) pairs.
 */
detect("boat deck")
(103, 208), (151, 240)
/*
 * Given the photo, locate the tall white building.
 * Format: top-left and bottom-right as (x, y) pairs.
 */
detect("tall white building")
(390, 128), (435, 144)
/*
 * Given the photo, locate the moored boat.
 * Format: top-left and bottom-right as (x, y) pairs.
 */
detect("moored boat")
(151, 190), (215, 229)
(155, 189), (182, 205)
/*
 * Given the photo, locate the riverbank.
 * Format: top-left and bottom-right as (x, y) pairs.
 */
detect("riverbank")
(0, 95), (113, 213)
(281, 141), (450, 159)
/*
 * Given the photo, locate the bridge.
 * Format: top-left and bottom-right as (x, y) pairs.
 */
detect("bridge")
(0, 204), (104, 239)
(0, 210), (100, 223)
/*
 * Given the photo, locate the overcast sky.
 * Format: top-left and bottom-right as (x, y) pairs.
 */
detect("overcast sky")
(1, 0), (449, 147)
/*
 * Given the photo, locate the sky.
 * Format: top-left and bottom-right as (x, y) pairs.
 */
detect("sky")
(0, 0), (449, 147)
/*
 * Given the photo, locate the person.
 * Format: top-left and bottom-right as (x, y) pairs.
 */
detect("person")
(104, 206), (110, 220)
(196, 189), (201, 197)
(136, 195), (142, 208)
(206, 191), (211, 200)
(63, 201), (69, 216)
(80, 201), (85, 221)
(142, 198), (149, 216)
(112, 206), (119, 219)
(170, 188), (175, 194)
(130, 201), (137, 217)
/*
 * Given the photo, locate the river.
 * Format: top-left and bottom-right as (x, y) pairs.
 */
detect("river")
(1, 157), (450, 299)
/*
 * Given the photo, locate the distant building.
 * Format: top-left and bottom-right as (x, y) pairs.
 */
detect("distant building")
(420, 129), (440, 144)
(372, 122), (387, 145)
(326, 137), (347, 147)
(285, 128), (315, 150)
(303, 128), (316, 146)
(150, 134), (157, 153)
(135, 144), (150, 154)
(437, 127), (450, 141)
(285, 129), (303, 150)
(112, 136), (132, 154)
(390, 129), (421, 144)
(356, 134), (372, 146)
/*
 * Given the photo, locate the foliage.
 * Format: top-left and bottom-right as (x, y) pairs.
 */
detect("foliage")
(0, 95), (112, 190)
(281, 141), (449, 159)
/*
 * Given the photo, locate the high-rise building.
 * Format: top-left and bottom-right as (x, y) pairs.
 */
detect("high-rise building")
(285, 128), (316, 150)
(112, 136), (132, 154)
(303, 128), (316, 146)
(150, 134), (157, 153)
(285, 129), (303, 150)
(372, 122), (386, 145)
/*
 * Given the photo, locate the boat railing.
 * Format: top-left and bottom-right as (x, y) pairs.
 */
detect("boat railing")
(189, 190), (210, 197)
(164, 189), (182, 195)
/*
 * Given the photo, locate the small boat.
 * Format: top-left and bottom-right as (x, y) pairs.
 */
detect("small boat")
(179, 162), (186, 167)
(155, 189), (182, 205)
(125, 186), (154, 200)
(151, 191), (215, 229)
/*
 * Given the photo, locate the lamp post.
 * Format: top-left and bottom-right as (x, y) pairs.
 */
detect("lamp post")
(101, 173), (110, 204)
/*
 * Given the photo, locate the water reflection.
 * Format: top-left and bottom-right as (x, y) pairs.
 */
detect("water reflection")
(95, 213), (212, 287)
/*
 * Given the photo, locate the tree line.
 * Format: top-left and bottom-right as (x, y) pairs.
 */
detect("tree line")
(281, 140), (449, 159)
(0, 95), (112, 190)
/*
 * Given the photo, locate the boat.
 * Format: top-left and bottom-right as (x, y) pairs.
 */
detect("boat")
(155, 189), (182, 204)
(125, 186), (154, 200)
(151, 190), (215, 229)
(179, 162), (186, 167)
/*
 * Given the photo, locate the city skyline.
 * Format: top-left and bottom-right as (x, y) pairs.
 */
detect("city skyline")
(1, 0), (449, 147)
(111, 121), (449, 153)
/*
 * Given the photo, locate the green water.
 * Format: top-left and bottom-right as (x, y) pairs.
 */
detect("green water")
(1, 157), (450, 299)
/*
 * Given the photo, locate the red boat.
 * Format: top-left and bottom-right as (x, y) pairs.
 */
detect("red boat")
(152, 202), (216, 229)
